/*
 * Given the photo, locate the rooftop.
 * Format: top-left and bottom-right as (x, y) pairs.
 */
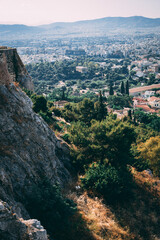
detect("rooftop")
(135, 104), (156, 113)
(148, 96), (160, 102)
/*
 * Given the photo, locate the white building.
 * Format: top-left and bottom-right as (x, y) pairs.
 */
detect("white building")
(136, 71), (144, 78)
(76, 66), (88, 73)
(148, 97), (160, 109)
(144, 91), (155, 98)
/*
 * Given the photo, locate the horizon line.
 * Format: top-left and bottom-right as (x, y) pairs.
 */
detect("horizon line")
(0, 15), (160, 27)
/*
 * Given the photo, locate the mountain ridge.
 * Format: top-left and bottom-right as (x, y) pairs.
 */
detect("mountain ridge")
(40, 16), (160, 27)
(1, 16), (160, 39)
(1, 16), (160, 27)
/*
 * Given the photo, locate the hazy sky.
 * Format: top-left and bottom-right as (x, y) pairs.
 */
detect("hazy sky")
(0, 0), (160, 25)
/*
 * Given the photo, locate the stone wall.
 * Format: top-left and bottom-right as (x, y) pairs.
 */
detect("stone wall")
(0, 47), (34, 91)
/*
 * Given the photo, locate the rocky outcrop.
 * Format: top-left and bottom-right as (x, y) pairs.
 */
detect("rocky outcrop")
(0, 83), (71, 217)
(0, 200), (48, 240)
(0, 47), (34, 91)
(0, 49), (72, 239)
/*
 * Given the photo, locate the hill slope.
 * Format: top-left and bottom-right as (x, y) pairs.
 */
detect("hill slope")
(1, 16), (160, 39)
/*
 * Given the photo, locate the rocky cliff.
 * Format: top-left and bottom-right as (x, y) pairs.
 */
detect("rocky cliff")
(0, 49), (71, 239)
(0, 200), (48, 240)
(0, 46), (34, 91)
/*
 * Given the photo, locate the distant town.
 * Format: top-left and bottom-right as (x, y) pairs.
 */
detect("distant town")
(1, 22), (160, 117)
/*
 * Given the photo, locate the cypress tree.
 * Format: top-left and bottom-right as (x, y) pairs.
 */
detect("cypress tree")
(128, 109), (132, 119)
(99, 90), (103, 105)
(126, 80), (129, 95)
(120, 81), (125, 95)
(109, 83), (114, 96)
(95, 91), (107, 121)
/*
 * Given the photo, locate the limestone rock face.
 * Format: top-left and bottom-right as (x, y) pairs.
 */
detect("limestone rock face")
(0, 47), (34, 91)
(0, 83), (71, 218)
(0, 200), (48, 240)
(0, 48), (72, 239)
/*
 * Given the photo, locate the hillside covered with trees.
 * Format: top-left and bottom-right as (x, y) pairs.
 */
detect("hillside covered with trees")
(23, 88), (160, 240)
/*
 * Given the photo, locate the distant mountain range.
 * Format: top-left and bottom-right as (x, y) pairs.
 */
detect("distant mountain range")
(40, 16), (160, 29)
(1, 16), (160, 40)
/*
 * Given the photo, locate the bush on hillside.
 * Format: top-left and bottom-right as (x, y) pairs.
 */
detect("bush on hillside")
(138, 136), (160, 176)
(50, 106), (62, 117)
(62, 133), (71, 143)
(81, 163), (132, 203)
(32, 95), (48, 113)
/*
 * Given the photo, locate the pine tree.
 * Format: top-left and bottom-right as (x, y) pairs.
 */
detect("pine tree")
(94, 91), (107, 121)
(120, 81), (125, 95)
(126, 80), (129, 95)
(109, 83), (114, 95)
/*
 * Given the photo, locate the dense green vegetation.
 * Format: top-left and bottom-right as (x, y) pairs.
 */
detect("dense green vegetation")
(53, 96), (107, 124)
(107, 95), (133, 109)
(26, 58), (131, 95)
(138, 136), (160, 176)
(27, 91), (160, 178)
(24, 88), (160, 239)
(47, 86), (97, 103)
(23, 89), (61, 128)
(69, 118), (135, 170)
(134, 110), (160, 132)
(81, 163), (132, 202)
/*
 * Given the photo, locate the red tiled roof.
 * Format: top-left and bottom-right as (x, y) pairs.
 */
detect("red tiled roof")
(149, 96), (160, 102)
(135, 105), (156, 113)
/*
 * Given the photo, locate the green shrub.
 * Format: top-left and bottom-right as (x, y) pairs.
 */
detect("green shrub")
(51, 106), (62, 117)
(23, 88), (34, 97)
(39, 110), (53, 124)
(62, 133), (71, 143)
(81, 163), (132, 203)
(32, 95), (48, 113)
(54, 123), (63, 131)
(131, 144), (149, 171)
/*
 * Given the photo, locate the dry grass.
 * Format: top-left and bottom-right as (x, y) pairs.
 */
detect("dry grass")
(132, 168), (160, 197)
(66, 169), (160, 240)
(67, 191), (131, 240)
(13, 81), (20, 88)
(113, 168), (160, 240)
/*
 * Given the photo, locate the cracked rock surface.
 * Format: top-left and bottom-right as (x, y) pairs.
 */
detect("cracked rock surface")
(0, 83), (72, 239)
(0, 200), (48, 240)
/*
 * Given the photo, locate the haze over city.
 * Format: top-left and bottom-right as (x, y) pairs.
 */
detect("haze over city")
(0, 0), (160, 25)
